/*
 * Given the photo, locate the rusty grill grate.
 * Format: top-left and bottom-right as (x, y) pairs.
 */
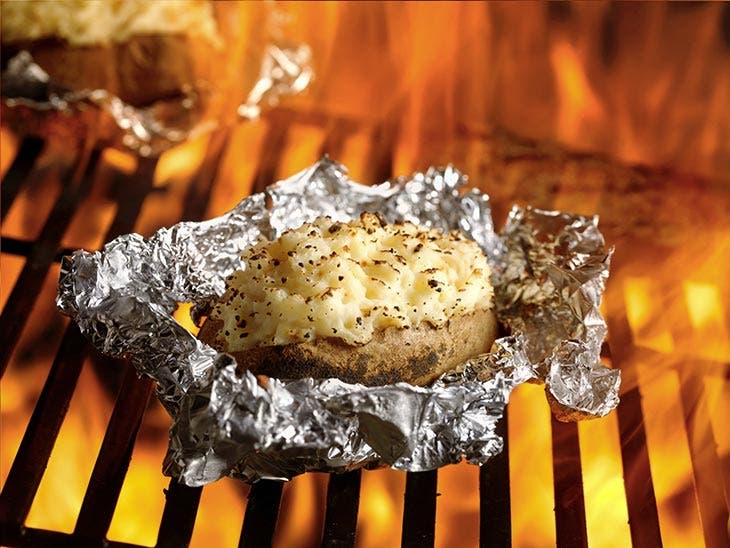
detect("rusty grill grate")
(0, 110), (727, 548)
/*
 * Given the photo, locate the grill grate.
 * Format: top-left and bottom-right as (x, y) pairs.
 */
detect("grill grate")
(1, 110), (727, 547)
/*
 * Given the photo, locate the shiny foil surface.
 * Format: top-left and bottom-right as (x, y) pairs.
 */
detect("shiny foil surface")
(57, 158), (619, 485)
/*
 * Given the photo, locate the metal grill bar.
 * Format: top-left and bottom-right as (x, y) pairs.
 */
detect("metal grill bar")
(316, 118), (398, 548)
(322, 470), (362, 547)
(0, 149), (161, 544)
(0, 153), (156, 261)
(401, 470), (438, 547)
(544, 150), (588, 548)
(0, 323), (88, 534)
(616, 385), (664, 548)
(156, 482), (203, 548)
(665, 291), (730, 547)
(318, 122), (351, 161)
(0, 127), (222, 545)
(74, 369), (155, 540)
(250, 111), (292, 196)
(479, 412), (511, 548)
(678, 369), (730, 548)
(180, 130), (231, 223)
(239, 481), (284, 547)
(0, 144), (100, 375)
(605, 306), (663, 547)
(0, 236), (75, 262)
(363, 119), (398, 186)
(551, 418), (588, 548)
(1, 136), (44, 219)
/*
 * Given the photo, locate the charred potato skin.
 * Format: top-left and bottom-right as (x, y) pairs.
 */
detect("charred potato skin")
(198, 308), (498, 386)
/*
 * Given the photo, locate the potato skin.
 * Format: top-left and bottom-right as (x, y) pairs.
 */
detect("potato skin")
(198, 309), (498, 386)
(4, 36), (200, 107)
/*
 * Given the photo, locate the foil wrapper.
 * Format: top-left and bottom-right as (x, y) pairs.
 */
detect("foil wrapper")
(57, 158), (619, 485)
(237, 43), (313, 120)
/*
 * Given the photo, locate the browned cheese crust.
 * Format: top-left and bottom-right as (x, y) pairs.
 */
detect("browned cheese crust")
(198, 308), (498, 386)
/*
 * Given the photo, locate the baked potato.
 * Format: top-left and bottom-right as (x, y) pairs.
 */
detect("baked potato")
(199, 213), (497, 386)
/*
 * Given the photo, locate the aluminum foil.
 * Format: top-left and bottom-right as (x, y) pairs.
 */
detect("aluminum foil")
(495, 207), (620, 420)
(237, 43), (313, 120)
(57, 158), (619, 485)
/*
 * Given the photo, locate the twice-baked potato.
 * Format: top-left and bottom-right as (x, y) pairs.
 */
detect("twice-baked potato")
(1, 0), (221, 107)
(199, 213), (497, 386)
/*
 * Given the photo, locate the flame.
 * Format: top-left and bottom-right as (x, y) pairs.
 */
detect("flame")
(1, 150), (64, 243)
(275, 473), (328, 547)
(0, 128), (19, 177)
(336, 130), (370, 183)
(189, 478), (248, 547)
(435, 461), (480, 547)
(275, 125), (326, 182)
(356, 468), (404, 547)
(107, 401), (169, 546)
(551, 40), (605, 144)
(508, 383), (556, 546)
(154, 135), (209, 187)
(612, 224), (730, 545)
(578, 414), (631, 547)
(683, 282), (730, 362)
(624, 277), (675, 354)
(0, 254), (24, 311)
(102, 147), (137, 175)
(1, 263), (67, 481)
(173, 302), (199, 336)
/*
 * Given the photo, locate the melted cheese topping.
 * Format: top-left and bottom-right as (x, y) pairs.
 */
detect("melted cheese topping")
(211, 213), (493, 351)
(1, 0), (220, 47)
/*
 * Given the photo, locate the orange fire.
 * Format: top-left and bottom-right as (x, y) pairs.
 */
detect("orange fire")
(2, 2), (729, 547)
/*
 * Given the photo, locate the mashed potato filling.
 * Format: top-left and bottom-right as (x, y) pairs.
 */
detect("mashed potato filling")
(211, 213), (494, 351)
(1, 0), (220, 47)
